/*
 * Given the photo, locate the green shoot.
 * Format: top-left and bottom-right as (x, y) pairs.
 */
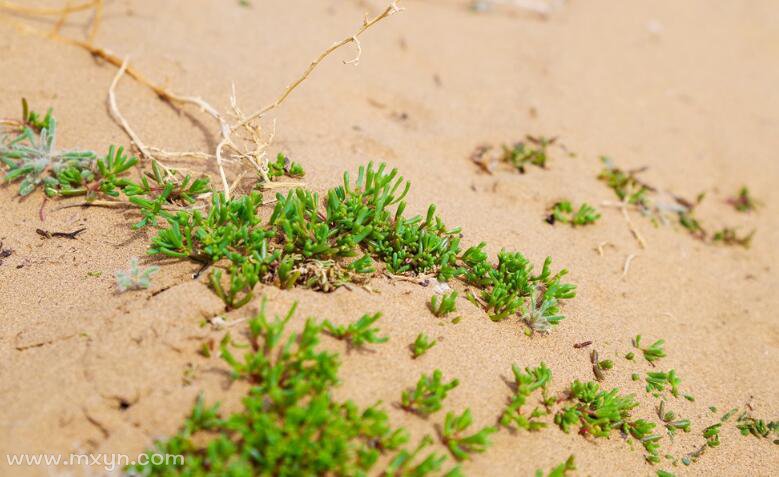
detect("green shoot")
(728, 186), (758, 212)
(500, 135), (553, 173)
(385, 435), (456, 477)
(323, 312), (388, 349)
(633, 335), (666, 364)
(411, 333), (437, 359)
(657, 400), (691, 436)
(500, 363), (552, 431)
(626, 418), (662, 463)
(598, 156), (650, 207)
(645, 370), (682, 398)
(266, 152), (305, 181)
(429, 291), (458, 317)
(401, 370), (459, 416)
(115, 257), (159, 292)
(535, 455), (576, 477)
(440, 409), (497, 461)
(547, 200), (600, 227)
(712, 227), (755, 248)
(703, 422), (722, 447)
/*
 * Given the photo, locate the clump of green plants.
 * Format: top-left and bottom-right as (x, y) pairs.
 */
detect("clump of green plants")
(500, 363), (552, 431)
(129, 302), (461, 476)
(429, 291), (458, 317)
(401, 370), (459, 417)
(411, 333), (437, 358)
(500, 135), (554, 173)
(735, 413), (779, 441)
(554, 380), (639, 438)
(633, 335), (666, 364)
(463, 249), (575, 324)
(385, 435), (462, 477)
(727, 186), (758, 212)
(142, 161), (576, 327)
(116, 257), (159, 292)
(546, 200), (600, 227)
(265, 152), (305, 181)
(323, 312), (388, 349)
(645, 370), (682, 398)
(440, 409), (497, 461)
(712, 227), (754, 249)
(535, 455), (575, 477)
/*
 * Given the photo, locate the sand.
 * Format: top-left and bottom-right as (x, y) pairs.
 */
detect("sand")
(0, 0), (778, 475)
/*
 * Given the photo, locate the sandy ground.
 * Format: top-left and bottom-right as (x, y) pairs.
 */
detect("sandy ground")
(1, 0), (778, 475)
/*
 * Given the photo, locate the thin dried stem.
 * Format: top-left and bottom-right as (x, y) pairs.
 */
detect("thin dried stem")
(108, 59), (152, 160)
(234, 1), (402, 130)
(0, 0), (97, 16)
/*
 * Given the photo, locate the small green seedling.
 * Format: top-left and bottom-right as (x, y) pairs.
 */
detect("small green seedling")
(657, 400), (691, 436)
(323, 312), (388, 349)
(728, 186), (758, 212)
(657, 471), (676, 477)
(633, 335), (666, 364)
(500, 135), (553, 173)
(547, 200), (600, 227)
(500, 363), (552, 431)
(703, 422), (722, 447)
(522, 288), (564, 334)
(712, 227), (754, 249)
(645, 370), (682, 398)
(535, 455), (575, 477)
(627, 418), (662, 463)
(598, 156), (650, 206)
(429, 291), (458, 317)
(411, 333), (436, 359)
(115, 257), (159, 292)
(440, 409), (497, 461)
(266, 152), (305, 181)
(401, 370), (459, 416)
(554, 380), (639, 438)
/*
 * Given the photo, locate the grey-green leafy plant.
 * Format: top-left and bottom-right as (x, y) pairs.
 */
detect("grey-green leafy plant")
(115, 257), (159, 292)
(633, 335), (666, 364)
(440, 409), (497, 461)
(521, 287), (564, 334)
(1, 101), (95, 196)
(411, 333), (436, 359)
(323, 312), (388, 349)
(703, 422), (722, 447)
(500, 362), (552, 431)
(429, 291), (458, 317)
(401, 370), (459, 417)
(547, 200), (600, 227)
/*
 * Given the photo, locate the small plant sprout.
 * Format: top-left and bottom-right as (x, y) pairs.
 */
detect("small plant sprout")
(728, 186), (758, 212)
(500, 363), (552, 431)
(645, 370), (682, 398)
(657, 400), (691, 436)
(323, 312), (388, 349)
(521, 288), (564, 334)
(590, 350), (613, 381)
(265, 152), (305, 182)
(411, 333), (437, 359)
(657, 471), (676, 477)
(546, 200), (600, 227)
(633, 335), (666, 364)
(535, 455), (576, 477)
(703, 422), (722, 447)
(500, 135), (554, 173)
(429, 291), (458, 317)
(554, 381), (639, 438)
(712, 227), (755, 248)
(440, 409), (497, 461)
(401, 370), (459, 417)
(115, 257), (159, 292)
